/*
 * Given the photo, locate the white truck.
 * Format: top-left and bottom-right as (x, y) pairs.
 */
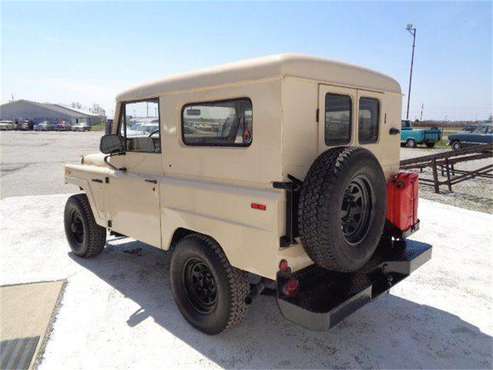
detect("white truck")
(64, 54), (431, 334)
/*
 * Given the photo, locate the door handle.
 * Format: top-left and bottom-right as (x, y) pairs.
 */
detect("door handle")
(145, 179), (157, 184)
(91, 179), (103, 183)
(389, 127), (401, 135)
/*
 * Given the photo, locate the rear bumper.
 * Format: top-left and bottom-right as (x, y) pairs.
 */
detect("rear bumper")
(276, 239), (432, 331)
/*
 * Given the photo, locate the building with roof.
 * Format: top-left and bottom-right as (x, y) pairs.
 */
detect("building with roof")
(0, 99), (104, 125)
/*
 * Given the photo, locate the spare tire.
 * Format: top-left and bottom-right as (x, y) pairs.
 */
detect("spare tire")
(298, 147), (387, 272)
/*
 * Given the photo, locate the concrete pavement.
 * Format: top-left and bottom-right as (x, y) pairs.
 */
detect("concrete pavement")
(0, 193), (492, 369)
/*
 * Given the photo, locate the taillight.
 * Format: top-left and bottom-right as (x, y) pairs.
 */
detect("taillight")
(282, 278), (300, 297)
(279, 259), (290, 272)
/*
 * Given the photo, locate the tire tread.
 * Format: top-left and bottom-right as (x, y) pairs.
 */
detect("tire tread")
(65, 194), (106, 257)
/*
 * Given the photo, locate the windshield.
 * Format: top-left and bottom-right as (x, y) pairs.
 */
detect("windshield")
(127, 118), (159, 136)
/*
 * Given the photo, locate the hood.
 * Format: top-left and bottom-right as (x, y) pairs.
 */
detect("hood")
(82, 153), (106, 167)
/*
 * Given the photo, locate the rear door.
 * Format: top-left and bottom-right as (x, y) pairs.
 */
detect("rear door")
(355, 89), (392, 170)
(318, 84), (357, 151)
(318, 85), (398, 177)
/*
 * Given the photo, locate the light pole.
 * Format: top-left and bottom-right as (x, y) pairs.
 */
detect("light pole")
(405, 24), (416, 120)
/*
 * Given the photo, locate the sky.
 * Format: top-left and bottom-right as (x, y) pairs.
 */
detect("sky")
(1, 1), (492, 121)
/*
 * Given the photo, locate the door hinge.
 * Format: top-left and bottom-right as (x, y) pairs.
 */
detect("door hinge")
(316, 108), (319, 123)
(105, 177), (109, 183)
(107, 220), (112, 228)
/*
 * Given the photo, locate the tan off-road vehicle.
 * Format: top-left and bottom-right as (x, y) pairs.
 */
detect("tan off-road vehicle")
(64, 54), (431, 334)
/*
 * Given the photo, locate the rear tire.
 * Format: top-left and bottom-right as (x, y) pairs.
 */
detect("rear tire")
(170, 234), (249, 334)
(451, 141), (461, 151)
(64, 194), (106, 257)
(425, 142), (435, 148)
(298, 147), (387, 272)
(406, 139), (417, 148)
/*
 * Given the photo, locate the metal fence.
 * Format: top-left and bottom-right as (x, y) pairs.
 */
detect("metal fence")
(400, 144), (493, 193)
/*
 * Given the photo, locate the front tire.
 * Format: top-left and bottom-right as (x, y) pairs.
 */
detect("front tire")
(451, 141), (461, 151)
(170, 234), (249, 334)
(406, 139), (417, 148)
(64, 194), (106, 257)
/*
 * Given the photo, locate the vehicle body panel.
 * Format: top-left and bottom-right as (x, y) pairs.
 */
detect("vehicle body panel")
(400, 120), (442, 145)
(448, 126), (493, 145)
(0, 120), (16, 130)
(65, 54), (404, 280)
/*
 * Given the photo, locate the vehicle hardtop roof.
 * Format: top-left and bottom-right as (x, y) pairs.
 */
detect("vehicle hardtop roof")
(117, 54), (401, 102)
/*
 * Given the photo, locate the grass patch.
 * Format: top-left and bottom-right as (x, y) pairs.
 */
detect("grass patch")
(433, 139), (450, 149)
(90, 122), (106, 131)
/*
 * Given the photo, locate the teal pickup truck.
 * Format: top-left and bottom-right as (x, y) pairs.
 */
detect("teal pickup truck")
(401, 120), (442, 148)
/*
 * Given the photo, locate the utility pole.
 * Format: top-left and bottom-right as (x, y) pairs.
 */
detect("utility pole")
(405, 24), (417, 120)
(420, 103), (424, 121)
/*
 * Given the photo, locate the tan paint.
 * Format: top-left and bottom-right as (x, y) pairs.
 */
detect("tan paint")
(65, 54), (402, 280)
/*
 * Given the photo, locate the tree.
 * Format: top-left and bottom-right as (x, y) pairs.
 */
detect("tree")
(89, 103), (106, 116)
(71, 102), (82, 109)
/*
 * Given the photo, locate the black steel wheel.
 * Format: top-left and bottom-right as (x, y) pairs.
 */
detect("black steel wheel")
(341, 175), (375, 245)
(68, 209), (84, 247)
(183, 258), (218, 313)
(64, 194), (106, 258)
(170, 234), (249, 335)
(298, 147), (387, 272)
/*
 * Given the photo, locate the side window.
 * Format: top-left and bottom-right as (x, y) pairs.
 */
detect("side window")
(120, 99), (160, 153)
(182, 98), (252, 146)
(358, 97), (379, 144)
(325, 93), (352, 146)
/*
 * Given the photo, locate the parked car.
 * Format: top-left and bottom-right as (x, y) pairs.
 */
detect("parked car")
(55, 122), (72, 131)
(0, 120), (16, 130)
(448, 125), (493, 150)
(401, 120), (442, 148)
(17, 120), (34, 131)
(463, 124), (478, 132)
(34, 121), (56, 131)
(72, 122), (90, 132)
(64, 54), (432, 334)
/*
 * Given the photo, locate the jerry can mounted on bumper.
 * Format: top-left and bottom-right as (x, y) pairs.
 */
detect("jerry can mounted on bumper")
(274, 172), (430, 331)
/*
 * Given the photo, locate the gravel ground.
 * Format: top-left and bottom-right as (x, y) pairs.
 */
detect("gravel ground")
(401, 148), (493, 213)
(1, 194), (492, 369)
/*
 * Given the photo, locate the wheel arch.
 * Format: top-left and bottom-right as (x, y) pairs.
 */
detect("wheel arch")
(168, 227), (196, 250)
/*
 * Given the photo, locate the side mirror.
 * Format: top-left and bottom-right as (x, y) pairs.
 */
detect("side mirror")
(100, 134), (125, 154)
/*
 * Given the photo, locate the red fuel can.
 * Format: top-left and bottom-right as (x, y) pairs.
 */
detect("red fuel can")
(387, 172), (419, 232)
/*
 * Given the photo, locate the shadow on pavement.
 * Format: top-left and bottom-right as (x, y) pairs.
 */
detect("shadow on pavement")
(70, 239), (492, 369)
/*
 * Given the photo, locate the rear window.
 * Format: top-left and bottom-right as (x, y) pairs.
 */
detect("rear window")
(325, 93), (352, 146)
(358, 97), (380, 144)
(182, 98), (252, 146)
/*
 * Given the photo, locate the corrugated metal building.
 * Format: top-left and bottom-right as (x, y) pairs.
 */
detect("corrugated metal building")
(0, 99), (103, 125)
